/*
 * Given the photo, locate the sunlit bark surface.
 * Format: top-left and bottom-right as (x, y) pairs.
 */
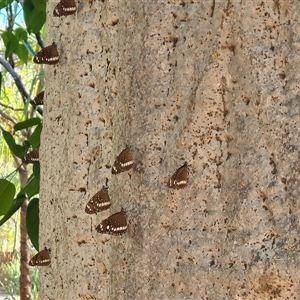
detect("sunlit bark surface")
(40, 1), (300, 299)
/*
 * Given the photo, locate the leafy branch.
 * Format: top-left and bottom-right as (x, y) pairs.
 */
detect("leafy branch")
(0, 56), (43, 116)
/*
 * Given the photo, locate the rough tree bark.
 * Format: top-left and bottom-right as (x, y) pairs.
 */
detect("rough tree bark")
(18, 164), (31, 300)
(40, 1), (300, 299)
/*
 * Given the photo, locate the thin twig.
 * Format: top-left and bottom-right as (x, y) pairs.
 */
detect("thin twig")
(0, 56), (43, 116)
(35, 32), (45, 49)
(7, 6), (15, 68)
(0, 110), (17, 124)
(0, 101), (24, 111)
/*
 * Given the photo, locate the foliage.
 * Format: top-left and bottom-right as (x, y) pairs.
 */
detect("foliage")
(0, 179), (15, 216)
(26, 198), (39, 250)
(2, 30), (29, 63)
(0, 0), (45, 251)
(23, 0), (46, 33)
(0, 0), (46, 298)
(0, 0), (46, 65)
(0, 219), (16, 253)
(0, 253), (39, 299)
(0, 258), (19, 300)
(0, 125), (41, 250)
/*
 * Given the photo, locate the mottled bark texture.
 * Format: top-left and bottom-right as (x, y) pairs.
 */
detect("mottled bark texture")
(19, 165), (31, 300)
(40, 1), (300, 299)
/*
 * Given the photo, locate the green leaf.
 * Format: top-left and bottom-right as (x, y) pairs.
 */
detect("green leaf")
(0, 0), (14, 10)
(0, 194), (26, 226)
(22, 140), (31, 151)
(14, 118), (41, 131)
(2, 31), (19, 59)
(2, 130), (26, 158)
(16, 44), (29, 64)
(15, 28), (28, 41)
(18, 175), (39, 199)
(0, 179), (16, 216)
(24, 7), (46, 34)
(28, 123), (42, 149)
(26, 198), (39, 251)
(23, 0), (34, 31)
(23, 0), (46, 33)
(33, 163), (40, 181)
(31, 0), (46, 11)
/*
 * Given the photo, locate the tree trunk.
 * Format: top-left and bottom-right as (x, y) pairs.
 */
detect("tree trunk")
(19, 165), (31, 300)
(41, 1), (300, 299)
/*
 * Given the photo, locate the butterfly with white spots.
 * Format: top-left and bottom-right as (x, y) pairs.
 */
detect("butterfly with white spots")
(33, 43), (59, 65)
(53, 0), (77, 17)
(29, 247), (51, 266)
(96, 209), (127, 236)
(167, 162), (189, 189)
(112, 148), (134, 174)
(85, 186), (111, 214)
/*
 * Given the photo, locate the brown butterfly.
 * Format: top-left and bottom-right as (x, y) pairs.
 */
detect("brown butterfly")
(96, 209), (127, 236)
(53, 0), (77, 17)
(85, 186), (111, 214)
(112, 148), (134, 174)
(167, 162), (189, 189)
(29, 247), (51, 266)
(32, 91), (44, 106)
(33, 43), (59, 65)
(23, 149), (39, 164)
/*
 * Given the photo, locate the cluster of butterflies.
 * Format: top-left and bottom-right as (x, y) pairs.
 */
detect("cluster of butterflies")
(30, 0), (77, 104)
(28, 148), (189, 265)
(32, 0), (77, 65)
(29, 0), (190, 268)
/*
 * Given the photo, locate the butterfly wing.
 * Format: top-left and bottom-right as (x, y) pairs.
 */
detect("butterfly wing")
(33, 43), (59, 65)
(167, 162), (189, 189)
(29, 248), (51, 266)
(96, 210), (127, 235)
(23, 149), (39, 164)
(53, 0), (77, 17)
(32, 91), (44, 106)
(85, 188), (111, 214)
(112, 149), (134, 174)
